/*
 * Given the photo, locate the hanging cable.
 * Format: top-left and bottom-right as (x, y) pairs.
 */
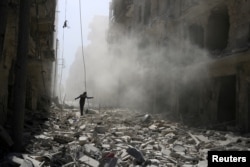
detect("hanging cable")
(59, 0), (67, 104)
(78, 0), (87, 92)
(62, 0), (68, 28)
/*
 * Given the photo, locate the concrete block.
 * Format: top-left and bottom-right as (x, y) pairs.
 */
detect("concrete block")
(79, 155), (99, 167)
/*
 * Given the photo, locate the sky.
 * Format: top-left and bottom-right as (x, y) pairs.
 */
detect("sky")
(56, 0), (111, 83)
(55, 0), (211, 111)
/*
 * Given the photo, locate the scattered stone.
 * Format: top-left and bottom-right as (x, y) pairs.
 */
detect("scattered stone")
(1, 107), (248, 166)
(79, 136), (88, 145)
(94, 126), (107, 134)
(86, 109), (99, 114)
(53, 135), (74, 144)
(84, 143), (100, 155)
(80, 124), (86, 130)
(79, 155), (99, 166)
(142, 114), (152, 123)
(173, 144), (186, 153)
(126, 146), (145, 164)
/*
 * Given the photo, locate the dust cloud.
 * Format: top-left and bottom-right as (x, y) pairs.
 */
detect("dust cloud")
(64, 15), (211, 114)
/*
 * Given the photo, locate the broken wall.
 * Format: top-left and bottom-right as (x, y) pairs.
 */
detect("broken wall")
(109, 0), (250, 131)
(0, 2), (19, 124)
(0, 0), (57, 125)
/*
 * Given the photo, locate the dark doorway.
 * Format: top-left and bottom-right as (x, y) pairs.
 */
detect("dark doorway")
(144, 0), (151, 25)
(206, 5), (230, 51)
(217, 75), (236, 124)
(189, 24), (204, 48)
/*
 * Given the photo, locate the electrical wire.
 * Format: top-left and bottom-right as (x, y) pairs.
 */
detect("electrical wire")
(78, 0), (87, 92)
(78, 0), (90, 110)
(59, 0), (67, 104)
(59, 28), (64, 104)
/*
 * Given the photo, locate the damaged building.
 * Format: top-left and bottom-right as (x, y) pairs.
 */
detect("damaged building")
(108, 0), (250, 132)
(1, 1), (250, 166)
(0, 1), (57, 127)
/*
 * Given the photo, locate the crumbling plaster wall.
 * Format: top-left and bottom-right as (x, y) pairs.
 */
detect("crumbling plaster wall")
(227, 0), (250, 49)
(175, 0), (250, 130)
(26, 59), (53, 110)
(179, 0), (250, 52)
(109, 0), (250, 131)
(0, 4), (19, 125)
(0, 1), (56, 125)
(174, 0), (250, 130)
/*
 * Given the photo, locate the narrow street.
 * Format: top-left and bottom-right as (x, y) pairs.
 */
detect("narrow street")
(1, 105), (249, 166)
(1, 0), (250, 166)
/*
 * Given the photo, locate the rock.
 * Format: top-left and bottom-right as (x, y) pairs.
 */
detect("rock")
(34, 134), (52, 140)
(121, 136), (131, 143)
(84, 144), (100, 155)
(141, 114), (152, 123)
(3, 106), (249, 166)
(68, 119), (74, 124)
(94, 126), (107, 134)
(102, 144), (111, 149)
(149, 159), (160, 165)
(53, 135), (74, 144)
(162, 148), (171, 156)
(149, 124), (157, 130)
(197, 160), (207, 166)
(86, 109), (99, 114)
(173, 144), (186, 153)
(79, 155), (99, 167)
(79, 136), (88, 145)
(126, 146), (145, 164)
(80, 124), (86, 130)
(194, 134), (210, 143)
(20, 159), (33, 167)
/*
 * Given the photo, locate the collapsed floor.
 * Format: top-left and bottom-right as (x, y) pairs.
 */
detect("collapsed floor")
(1, 106), (250, 167)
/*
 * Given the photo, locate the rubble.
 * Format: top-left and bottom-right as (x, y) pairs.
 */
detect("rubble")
(0, 107), (250, 166)
(79, 155), (100, 166)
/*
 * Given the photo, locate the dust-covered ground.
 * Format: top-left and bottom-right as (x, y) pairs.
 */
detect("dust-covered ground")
(1, 106), (250, 167)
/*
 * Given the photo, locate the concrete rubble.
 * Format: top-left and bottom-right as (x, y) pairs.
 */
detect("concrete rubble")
(1, 107), (250, 166)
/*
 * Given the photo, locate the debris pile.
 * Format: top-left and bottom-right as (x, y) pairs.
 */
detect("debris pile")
(1, 107), (250, 166)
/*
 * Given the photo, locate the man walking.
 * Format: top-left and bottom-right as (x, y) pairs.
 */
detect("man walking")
(75, 92), (93, 116)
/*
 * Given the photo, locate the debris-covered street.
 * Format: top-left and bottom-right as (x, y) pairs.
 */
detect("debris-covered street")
(1, 105), (250, 167)
(2, 1), (250, 166)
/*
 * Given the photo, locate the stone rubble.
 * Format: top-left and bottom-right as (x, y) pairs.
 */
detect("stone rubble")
(0, 107), (250, 166)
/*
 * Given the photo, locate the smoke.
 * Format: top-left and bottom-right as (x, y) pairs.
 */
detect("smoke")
(65, 15), (211, 113)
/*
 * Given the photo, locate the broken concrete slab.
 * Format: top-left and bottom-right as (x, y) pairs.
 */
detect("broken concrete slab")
(79, 136), (88, 145)
(173, 144), (186, 153)
(53, 135), (74, 144)
(86, 109), (99, 114)
(126, 146), (145, 164)
(1, 107), (249, 167)
(94, 125), (107, 134)
(79, 155), (99, 166)
(84, 143), (100, 155)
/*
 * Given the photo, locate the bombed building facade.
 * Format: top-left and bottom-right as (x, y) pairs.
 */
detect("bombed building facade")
(0, 0), (57, 125)
(108, 0), (250, 132)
